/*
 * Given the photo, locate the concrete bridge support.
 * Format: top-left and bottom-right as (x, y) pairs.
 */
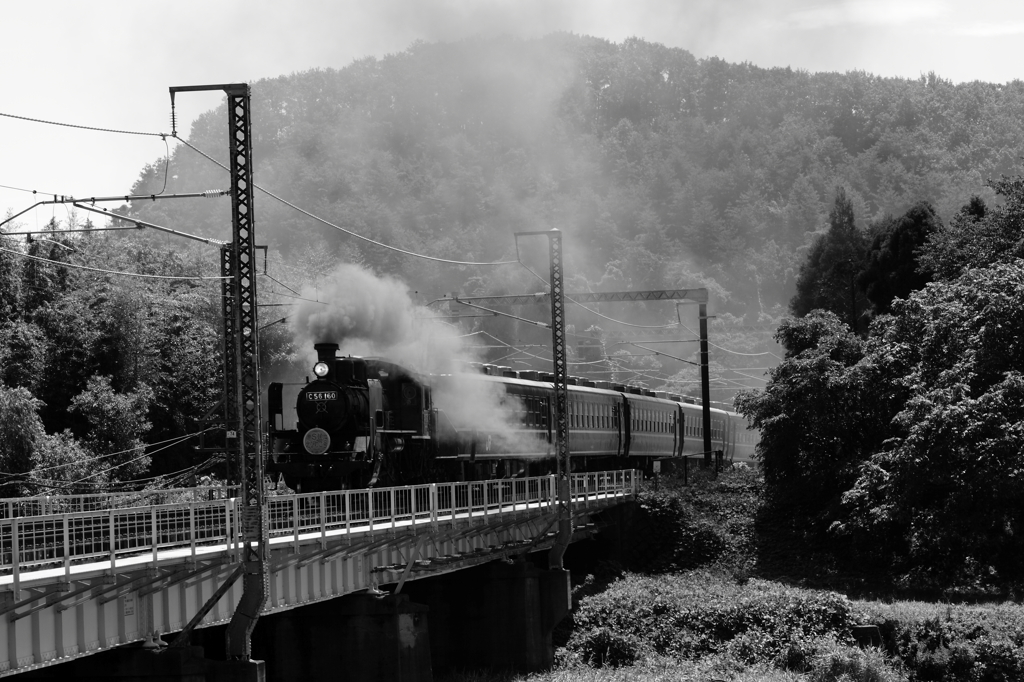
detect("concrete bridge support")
(250, 593), (431, 682)
(402, 560), (570, 674)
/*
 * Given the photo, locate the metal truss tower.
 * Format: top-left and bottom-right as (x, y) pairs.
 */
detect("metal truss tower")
(169, 83), (267, 660)
(514, 231), (571, 568)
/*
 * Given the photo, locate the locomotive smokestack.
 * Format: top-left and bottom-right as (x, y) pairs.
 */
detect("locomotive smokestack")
(314, 342), (339, 363)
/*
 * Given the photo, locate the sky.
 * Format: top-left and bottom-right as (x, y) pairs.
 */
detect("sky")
(4, 0), (1024, 229)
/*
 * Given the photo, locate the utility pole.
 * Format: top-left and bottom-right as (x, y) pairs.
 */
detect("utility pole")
(169, 83), (267, 661)
(514, 230), (571, 569)
(698, 303), (713, 466)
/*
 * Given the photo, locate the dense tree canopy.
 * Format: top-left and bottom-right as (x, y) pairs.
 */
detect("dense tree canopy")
(0, 222), (225, 494)
(838, 262), (1024, 587)
(742, 178), (1024, 590)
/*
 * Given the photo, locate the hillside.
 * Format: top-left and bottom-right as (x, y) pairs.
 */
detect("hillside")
(119, 34), (1024, 402)
(131, 34), (1024, 310)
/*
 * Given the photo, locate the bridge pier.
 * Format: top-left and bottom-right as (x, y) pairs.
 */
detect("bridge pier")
(249, 592), (431, 682)
(402, 560), (570, 674)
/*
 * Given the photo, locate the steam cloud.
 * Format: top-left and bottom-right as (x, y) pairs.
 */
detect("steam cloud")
(290, 263), (526, 441)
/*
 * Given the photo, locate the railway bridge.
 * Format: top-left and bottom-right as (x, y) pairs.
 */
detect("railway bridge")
(0, 470), (637, 681)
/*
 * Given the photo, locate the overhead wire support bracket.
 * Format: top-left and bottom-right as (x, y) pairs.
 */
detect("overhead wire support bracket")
(0, 191), (228, 231)
(445, 288), (709, 307)
(2, 204), (227, 246)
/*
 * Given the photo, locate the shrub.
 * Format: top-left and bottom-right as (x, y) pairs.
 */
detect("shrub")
(623, 469), (760, 572)
(566, 572), (857, 668)
(570, 627), (645, 668)
(809, 643), (908, 682)
(856, 601), (1024, 681)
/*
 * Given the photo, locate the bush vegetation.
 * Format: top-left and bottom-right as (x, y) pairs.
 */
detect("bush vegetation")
(538, 470), (1024, 682)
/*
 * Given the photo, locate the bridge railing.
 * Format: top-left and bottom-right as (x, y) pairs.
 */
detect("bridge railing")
(0, 470), (637, 589)
(0, 486), (239, 519)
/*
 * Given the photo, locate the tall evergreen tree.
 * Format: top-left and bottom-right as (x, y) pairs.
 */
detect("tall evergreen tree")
(789, 187), (869, 332)
(858, 201), (940, 315)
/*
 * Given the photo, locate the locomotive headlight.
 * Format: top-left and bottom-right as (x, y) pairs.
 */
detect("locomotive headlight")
(313, 361), (330, 378)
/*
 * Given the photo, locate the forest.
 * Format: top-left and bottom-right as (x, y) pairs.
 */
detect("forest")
(2, 34), (1024, 592)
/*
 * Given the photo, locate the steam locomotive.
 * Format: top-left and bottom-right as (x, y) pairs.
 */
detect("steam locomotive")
(266, 342), (759, 492)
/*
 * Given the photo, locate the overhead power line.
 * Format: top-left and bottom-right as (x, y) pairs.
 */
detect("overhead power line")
(515, 262), (678, 330)
(2, 109), (518, 267)
(172, 136), (519, 267)
(0, 246), (228, 281)
(676, 320), (784, 360)
(0, 430), (210, 480)
(0, 111), (166, 138)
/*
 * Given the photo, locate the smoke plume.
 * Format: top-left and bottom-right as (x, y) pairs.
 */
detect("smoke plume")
(290, 263), (526, 440)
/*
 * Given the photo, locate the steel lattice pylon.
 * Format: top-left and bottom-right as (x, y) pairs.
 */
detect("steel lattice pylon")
(171, 82), (267, 660)
(514, 230), (571, 568)
(223, 85), (268, 660)
(220, 245), (238, 483)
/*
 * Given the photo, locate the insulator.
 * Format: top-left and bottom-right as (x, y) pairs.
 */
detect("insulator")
(202, 190), (224, 198)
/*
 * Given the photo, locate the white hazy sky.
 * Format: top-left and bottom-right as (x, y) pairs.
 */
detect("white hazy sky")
(3, 0), (1024, 227)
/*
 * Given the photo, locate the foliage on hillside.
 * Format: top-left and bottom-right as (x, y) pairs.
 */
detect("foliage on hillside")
(127, 35), (1024, 362)
(0, 222), (226, 493)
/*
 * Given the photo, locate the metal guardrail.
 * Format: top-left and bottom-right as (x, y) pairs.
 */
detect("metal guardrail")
(1, 471), (637, 590)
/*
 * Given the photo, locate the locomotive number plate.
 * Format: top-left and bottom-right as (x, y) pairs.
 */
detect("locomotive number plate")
(307, 391), (337, 401)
